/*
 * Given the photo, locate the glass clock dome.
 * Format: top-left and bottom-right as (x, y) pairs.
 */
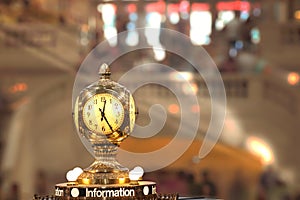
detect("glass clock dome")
(73, 63), (136, 185)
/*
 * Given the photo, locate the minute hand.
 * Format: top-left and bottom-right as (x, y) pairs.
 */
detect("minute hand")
(101, 100), (106, 121)
(99, 108), (114, 132)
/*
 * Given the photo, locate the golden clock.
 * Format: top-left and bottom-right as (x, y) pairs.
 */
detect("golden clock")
(73, 63), (136, 184)
(82, 93), (125, 134)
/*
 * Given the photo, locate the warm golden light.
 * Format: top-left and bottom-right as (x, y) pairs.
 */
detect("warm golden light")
(168, 104), (179, 114)
(9, 82), (28, 93)
(246, 136), (274, 165)
(82, 178), (91, 185)
(287, 72), (299, 85)
(118, 177), (126, 184)
(294, 10), (300, 20)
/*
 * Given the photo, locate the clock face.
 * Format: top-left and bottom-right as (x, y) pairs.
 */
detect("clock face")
(82, 93), (125, 134)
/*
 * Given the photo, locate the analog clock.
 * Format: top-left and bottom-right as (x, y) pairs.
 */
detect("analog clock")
(82, 93), (125, 135)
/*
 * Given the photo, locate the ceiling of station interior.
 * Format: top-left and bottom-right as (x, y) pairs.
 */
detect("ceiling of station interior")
(0, 22), (80, 110)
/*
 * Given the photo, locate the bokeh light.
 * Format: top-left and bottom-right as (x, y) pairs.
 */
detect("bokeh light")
(287, 72), (299, 85)
(246, 136), (274, 165)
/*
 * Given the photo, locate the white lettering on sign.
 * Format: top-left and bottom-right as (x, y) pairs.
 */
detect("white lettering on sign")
(86, 188), (135, 198)
(152, 185), (157, 194)
(55, 188), (64, 196)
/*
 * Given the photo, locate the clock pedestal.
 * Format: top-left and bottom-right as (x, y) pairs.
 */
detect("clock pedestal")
(76, 161), (130, 185)
(76, 141), (130, 185)
(76, 122), (131, 185)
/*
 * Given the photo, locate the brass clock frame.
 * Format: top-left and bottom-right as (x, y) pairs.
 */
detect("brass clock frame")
(73, 63), (136, 185)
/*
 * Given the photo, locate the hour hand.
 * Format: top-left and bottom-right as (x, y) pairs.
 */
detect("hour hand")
(101, 100), (106, 121)
(99, 108), (104, 121)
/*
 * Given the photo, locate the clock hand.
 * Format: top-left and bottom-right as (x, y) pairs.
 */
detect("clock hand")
(103, 115), (114, 132)
(101, 100), (106, 121)
(99, 107), (105, 121)
(99, 108), (114, 132)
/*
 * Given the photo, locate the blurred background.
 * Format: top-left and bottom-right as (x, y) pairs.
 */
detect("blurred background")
(0, 0), (300, 199)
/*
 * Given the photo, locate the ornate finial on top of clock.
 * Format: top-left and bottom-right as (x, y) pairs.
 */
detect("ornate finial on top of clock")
(98, 63), (111, 79)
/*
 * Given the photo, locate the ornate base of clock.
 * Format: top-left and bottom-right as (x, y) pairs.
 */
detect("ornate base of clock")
(54, 181), (158, 200)
(76, 160), (130, 185)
